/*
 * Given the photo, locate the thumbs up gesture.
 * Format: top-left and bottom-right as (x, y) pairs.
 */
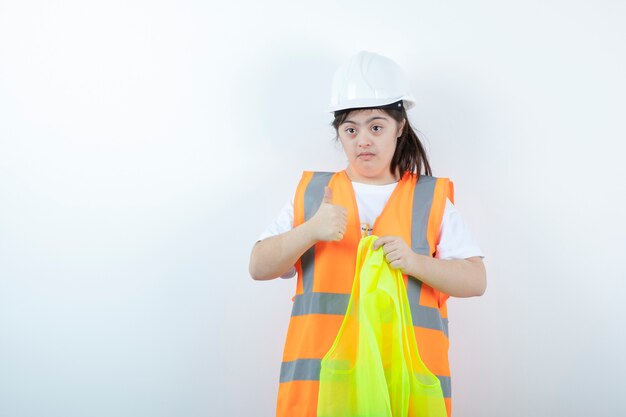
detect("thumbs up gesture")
(310, 186), (348, 242)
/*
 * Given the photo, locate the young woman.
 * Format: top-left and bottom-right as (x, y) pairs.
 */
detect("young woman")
(249, 51), (486, 417)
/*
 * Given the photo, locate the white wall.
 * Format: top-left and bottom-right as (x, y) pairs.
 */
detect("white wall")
(1, 1), (624, 416)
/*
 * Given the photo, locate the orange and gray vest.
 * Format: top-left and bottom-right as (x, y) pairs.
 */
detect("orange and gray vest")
(276, 170), (455, 417)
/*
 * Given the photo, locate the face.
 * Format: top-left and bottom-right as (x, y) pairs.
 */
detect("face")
(337, 109), (406, 184)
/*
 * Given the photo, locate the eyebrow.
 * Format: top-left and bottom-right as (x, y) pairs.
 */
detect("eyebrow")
(341, 116), (389, 125)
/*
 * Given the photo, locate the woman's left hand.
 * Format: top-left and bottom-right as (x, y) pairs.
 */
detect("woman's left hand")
(372, 236), (418, 273)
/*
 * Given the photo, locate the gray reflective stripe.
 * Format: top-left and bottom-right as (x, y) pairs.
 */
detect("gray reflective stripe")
(407, 176), (449, 336)
(411, 175), (436, 256)
(407, 277), (449, 335)
(437, 374), (452, 398)
(301, 172), (334, 294)
(280, 358), (320, 382)
(291, 292), (350, 316)
(300, 247), (316, 294)
(411, 303), (449, 335)
(410, 373), (451, 398)
(289, 276), (448, 333)
(280, 358), (452, 398)
(290, 289), (447, 336)
(304, 172), (334, 221)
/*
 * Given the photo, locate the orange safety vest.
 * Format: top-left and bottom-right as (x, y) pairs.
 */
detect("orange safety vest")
(276, 170), (455, 417)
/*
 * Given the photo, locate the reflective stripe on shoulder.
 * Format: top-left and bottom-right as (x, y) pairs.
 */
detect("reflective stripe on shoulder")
(304, 172), (334, 221)
(411, 175), (436, 256)
(301, 172), (334, 294)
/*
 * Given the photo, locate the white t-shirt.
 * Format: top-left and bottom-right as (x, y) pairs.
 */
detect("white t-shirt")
(258, 181), (484, 278)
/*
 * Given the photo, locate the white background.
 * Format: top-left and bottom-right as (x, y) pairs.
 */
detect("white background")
(1, 1), (625, 416)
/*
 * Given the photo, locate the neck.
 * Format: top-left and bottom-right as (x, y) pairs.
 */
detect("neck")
(345, 167), (400, 185)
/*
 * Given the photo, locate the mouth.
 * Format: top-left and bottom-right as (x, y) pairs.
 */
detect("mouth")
(358, 152), (375, 160)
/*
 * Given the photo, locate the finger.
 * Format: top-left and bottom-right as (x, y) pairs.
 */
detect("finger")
(323, 186), (333, 204)
(382, 238), (403, 253)
(385, 246), (398, 257)
(389, 260), (402, 270)
(373, 236), (391, 250)
(383, 242), (399, 254)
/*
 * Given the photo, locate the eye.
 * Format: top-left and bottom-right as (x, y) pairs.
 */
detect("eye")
(372, 125), (383, 132)
(345, 127), (356, 135)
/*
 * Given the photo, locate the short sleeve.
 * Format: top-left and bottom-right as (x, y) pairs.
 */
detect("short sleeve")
(257, 199), (295, 242)
(257, 199), (296, 279)
(435, 199), (485, 260)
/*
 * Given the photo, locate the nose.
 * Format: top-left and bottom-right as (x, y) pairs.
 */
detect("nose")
(356, 131), (373, 148)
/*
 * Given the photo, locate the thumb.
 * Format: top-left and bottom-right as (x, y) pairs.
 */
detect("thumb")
(323, 186), (333, 204)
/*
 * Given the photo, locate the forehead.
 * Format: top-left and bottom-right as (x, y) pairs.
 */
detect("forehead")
(341, 108), (390, 124)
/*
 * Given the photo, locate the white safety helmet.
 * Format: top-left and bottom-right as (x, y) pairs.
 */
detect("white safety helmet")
(328, 51), (416, 114)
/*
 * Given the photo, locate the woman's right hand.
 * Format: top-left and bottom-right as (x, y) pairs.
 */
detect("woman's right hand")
(309, 186), (348, 242)
(250, 186), (347, 280)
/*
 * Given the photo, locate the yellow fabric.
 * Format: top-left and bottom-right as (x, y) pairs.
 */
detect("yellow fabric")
(317, 236), (447, 417)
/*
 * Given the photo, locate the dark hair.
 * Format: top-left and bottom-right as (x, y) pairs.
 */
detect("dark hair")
(331, 105), (432, 178)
